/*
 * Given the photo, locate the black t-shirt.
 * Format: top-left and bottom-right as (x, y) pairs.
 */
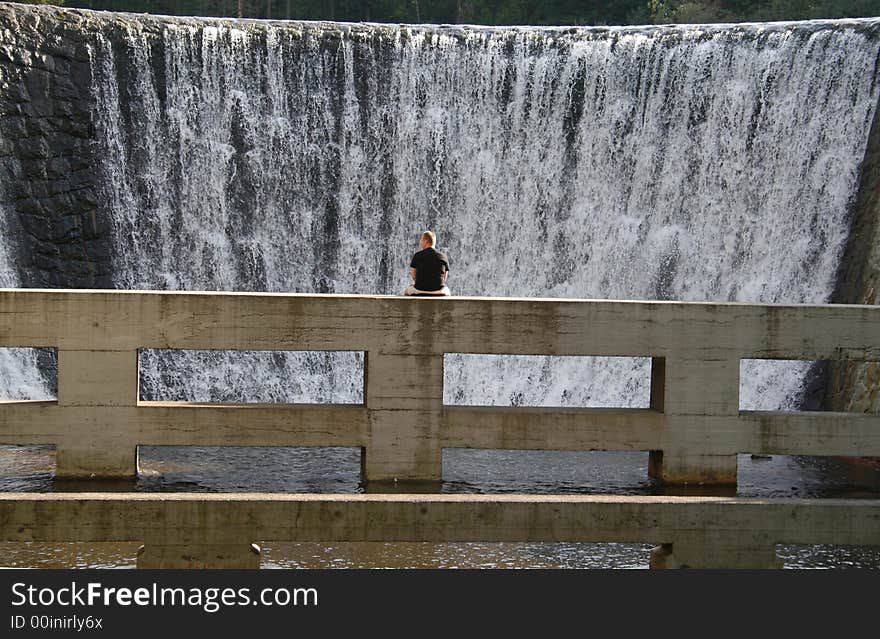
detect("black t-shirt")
(410, 247), (449, 291)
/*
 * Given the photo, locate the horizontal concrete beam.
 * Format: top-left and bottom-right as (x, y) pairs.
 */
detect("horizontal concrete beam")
(1, 493), (877, 548)
(440, 406), (665, 450)
(739, 410), (880, 456)
(0, 289), (878, 359)
(0, 401), (369, 447)
(1, 402), (878, 457)
(136, 402), (369, 447)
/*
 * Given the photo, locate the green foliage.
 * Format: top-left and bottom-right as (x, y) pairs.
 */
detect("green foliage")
(649, 0), (676, 22)
(650, 0), (879, 23)
(747, 0), (880, 21)
(674, 1), (735, 23)
(53, 0), (880, 23)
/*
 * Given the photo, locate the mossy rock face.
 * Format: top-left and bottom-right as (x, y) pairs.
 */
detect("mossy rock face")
(825, 357), (880, 414)
(843, 362), (880, 413)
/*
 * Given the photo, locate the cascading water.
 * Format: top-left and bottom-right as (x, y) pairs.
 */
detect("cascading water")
(2, 9), (880, 568)
(82, 17), (880, 409)
(0, 200), (52, 401)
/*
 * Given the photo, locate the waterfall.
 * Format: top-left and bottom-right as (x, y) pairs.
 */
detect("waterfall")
(0, 199), (52, 401)
(79, 17), (880, 409)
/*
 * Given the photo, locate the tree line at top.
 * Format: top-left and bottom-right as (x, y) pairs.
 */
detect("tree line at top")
(14, 0), (880, 25)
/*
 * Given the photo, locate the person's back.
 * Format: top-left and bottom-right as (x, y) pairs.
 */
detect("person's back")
(403, 231), (451, 296)
(410, 247), (449, 292)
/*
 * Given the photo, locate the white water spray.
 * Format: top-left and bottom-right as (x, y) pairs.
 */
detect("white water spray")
(82, 18), (880, 408)
(0, 198), (53, 400)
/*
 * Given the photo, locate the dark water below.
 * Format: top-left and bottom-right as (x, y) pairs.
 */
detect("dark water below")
(1, 446), (878, 569)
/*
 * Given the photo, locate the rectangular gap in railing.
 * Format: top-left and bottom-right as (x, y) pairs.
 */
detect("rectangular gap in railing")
(739, 358), (880, 412)
(0, 444), (54, 489)
(442, 448), (651, 492)
(136, 445), (363, 492)
(138, 349), (365, 404)
(0, 347), (56, 401)
(442, 354), (651, 408)
(0, 541), (141, 569)
(248, 541), (659, 569)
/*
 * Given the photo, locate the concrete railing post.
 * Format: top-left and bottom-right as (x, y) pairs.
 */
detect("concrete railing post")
(55, 349), (139, 478)
(362, 351), (443, 484)
(648, 357), (740, 484)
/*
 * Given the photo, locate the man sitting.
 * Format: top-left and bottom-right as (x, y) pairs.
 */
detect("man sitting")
(403, 231), (450, 296)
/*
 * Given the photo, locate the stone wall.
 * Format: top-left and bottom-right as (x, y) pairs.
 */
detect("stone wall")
(0, 3), (111, 288)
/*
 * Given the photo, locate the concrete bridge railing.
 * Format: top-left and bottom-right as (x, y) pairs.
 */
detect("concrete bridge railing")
(2, 493), (879, 569)
(1, 288), (879, 485)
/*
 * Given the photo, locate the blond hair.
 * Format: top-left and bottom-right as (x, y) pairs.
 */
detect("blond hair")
(421, 231), (436, 246)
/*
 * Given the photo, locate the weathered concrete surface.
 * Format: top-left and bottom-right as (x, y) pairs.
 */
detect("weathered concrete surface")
(58, 349), (138, 407)
(0, 289), (879, 482)
(54, 349), (139, 474)
(0, 289), (879, 356)
(2, 402), (875, 466)
(364, 352), (443, 481)
(0, 493), (877, 569)
(649, 451), (737, 485)
(738, 411), (880, 455)
(647, 357), (740, 483)
(440, 406), (664, 450)
(0, 401), (370, 478)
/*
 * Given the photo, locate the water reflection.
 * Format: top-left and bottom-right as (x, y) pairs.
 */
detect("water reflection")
(260, 542), (653, 569)
(1, 445), (878, 568)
